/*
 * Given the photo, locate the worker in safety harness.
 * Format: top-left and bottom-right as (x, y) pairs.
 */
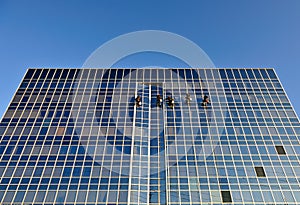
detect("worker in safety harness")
(166, 96), (175, 108)
(135, 95), (141, 107)
(185, 93), (192, 104)
(156, 94), (163, 107)
(201, 95), (210, 107)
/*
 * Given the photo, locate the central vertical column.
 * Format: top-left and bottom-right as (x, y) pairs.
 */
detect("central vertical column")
(149, 84), (167, 205)
(129, 83), (151, 205)
(129, 82), (167, 205)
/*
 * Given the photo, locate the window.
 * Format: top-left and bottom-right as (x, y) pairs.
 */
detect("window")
(56, 127), (65, 136)
(255, 167), (266, 177)
(275, 146), (286, 155)
(221, 191), (232, 203)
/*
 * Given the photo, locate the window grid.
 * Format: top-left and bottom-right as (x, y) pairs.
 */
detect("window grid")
(0, 68), (300, 204)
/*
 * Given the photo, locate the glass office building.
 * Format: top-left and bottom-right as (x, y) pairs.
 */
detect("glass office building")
(0, 68), (300, 205)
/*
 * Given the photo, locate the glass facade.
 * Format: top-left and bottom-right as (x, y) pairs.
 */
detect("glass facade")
(0, 68), (300, 205)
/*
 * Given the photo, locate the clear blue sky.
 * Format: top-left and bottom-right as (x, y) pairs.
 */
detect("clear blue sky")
(1, 0), (300, 118)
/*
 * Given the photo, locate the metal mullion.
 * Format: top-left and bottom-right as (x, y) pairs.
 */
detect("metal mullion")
(202, 72), (218, 202)
(189, 69), (205, 201)
(138, 70), (144, 204)
(139, 83), (146, 204)
(146, 83), (151, 205)
(92, 69), (109, 204)
(156, 69), (167, 204)
(98, 85), (114, 203)
(163, 74), (176, 204)
(81, 69), (99, 204)
(71, 70), (88, 203)
(111, 69), (125, 204)
(79, 70), (93, 204)
(119, 69), (133, 204)
(160, 80), (170, 205)
(127, 81), (138, 204)
(218, 73), (235, 202)
(179, 70), (193, 203)
(166, 71), (178, 203)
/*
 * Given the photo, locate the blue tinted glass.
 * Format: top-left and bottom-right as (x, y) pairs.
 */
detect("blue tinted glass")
(260, 69), (269, 79)
(185, 69), (192, 79)
(219, 69), (227, 79)
(267, 69), (277, 78)
(240, 69), (247, 78)
(225, 69), (234, 78)
(253, 69), (262, 78)
(246, 69), (255, 78)
(233, 69), (241, 79)
(1, 68), (299, 204)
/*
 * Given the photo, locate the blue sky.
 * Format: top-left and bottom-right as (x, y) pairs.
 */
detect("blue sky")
(0, 0), (300, 118)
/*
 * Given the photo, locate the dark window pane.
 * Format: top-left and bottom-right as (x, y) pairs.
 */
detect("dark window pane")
(246, 69), (255, 79)
(221, 191), (232, 202)
(61, 70), (69, 79)
(40, 69), (49, 79)
(275, 146), (286, 155)
(25, 69), (35, 79)
(233, 69), (241, 79)
(110, 69), (117, 79)
(102, 70), (110, 80)
(225, 69), (234, 78)
(116, 69), (123, 79)
(260, 69), (269, 79)
(33, 69), (41, 79)
(219, 69), (227, 79)
(240, 69), (247, 78)
(253, 69), (262, 78)
(47, 69), (55, 79)
(267, 69), (277, 78)
(185, 69), (192, 80)
(54, 69), (62, 79)
(123, 68), (131, 77)
(255, 167), (266, 177)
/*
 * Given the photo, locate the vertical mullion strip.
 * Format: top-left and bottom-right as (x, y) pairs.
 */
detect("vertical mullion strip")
(147, 80), (151, 205)
(182, 69), (193, 203)
(72, 69), (85, 203)
(114, 68), (124, 204)
(127, 72), (137, 204)
(162, 73), (169, 205)
(121, 68), (132, 204)
(95, 69), (105, 204)
(190, 68), (202, 203)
